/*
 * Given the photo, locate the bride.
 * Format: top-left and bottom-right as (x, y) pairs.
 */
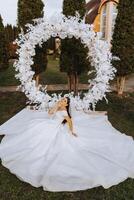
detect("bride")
(0, 97), (134, 192)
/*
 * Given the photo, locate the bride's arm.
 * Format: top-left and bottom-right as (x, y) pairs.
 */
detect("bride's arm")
(64, 116), (77, 137)
(48, 103), (59, 115)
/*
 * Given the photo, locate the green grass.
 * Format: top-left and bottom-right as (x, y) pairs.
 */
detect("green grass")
(40, 57), (68, 84)
(0, 56), (89, 86)
(0, 92), (134, 200)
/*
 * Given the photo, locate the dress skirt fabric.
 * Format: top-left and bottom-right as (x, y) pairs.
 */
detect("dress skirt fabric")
(0, 108), (134, 192)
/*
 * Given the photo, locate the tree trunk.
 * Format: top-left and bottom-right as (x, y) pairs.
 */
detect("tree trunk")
(35, 74), (40, 86)
(117, 76), (126, 96)
(68, 74), (72, 92)
(74, 72), (79, 95)
(71, 73), (75, 93)
(68, 72), (79, 94)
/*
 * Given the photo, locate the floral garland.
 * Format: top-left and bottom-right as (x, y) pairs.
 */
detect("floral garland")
(14, 14), (116, 110)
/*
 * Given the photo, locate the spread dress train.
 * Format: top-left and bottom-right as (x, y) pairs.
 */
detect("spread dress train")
(0, 107), (134, 192)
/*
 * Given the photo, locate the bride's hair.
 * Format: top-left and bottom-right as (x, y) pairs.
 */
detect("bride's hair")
(62, 97), (71, 124)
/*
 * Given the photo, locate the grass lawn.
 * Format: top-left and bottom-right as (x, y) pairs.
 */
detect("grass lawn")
(0, 56), (89, 86)
(0, 92), (134, 200)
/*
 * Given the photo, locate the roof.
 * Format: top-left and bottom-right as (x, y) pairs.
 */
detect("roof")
(85, 0), (101, 24)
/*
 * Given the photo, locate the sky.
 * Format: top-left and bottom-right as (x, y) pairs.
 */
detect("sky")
(0, 0), (88, 25)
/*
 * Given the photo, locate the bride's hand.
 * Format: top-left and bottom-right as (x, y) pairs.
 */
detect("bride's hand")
(103, 111), (107, 115)
(48, 103), (59, 115)
(72, 132), (78, 137)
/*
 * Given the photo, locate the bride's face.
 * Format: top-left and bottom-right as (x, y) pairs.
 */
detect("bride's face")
(59, 98), (68, 107)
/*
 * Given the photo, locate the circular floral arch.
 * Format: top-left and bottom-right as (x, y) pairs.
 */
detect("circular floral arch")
(14, 14), (116, 110)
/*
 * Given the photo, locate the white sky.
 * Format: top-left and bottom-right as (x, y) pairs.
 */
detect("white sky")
(0, 0), (88, 25)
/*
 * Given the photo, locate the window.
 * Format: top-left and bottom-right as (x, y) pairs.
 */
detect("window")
(111, 3), (118, 36)
(100, 1), (118, 41)
(101, 3), (107, 39)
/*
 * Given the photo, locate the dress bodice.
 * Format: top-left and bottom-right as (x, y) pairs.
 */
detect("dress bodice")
(54, 110), (68, 123)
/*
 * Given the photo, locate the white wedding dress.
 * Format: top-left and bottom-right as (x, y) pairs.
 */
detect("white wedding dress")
(0, 107), (134, 192)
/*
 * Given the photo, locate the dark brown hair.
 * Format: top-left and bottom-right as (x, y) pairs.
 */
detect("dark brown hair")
(62, 97), (71, 124)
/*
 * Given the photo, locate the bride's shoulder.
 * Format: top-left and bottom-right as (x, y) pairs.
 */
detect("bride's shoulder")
(56, 110), (68, 114)
(61, 110), (68, 114)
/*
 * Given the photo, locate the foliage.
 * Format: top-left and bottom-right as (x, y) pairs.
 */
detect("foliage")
(32, 43), (48, 75)
(4, 24), (19, 59)
(17, 0), (44, 29)
(0, 15), (9, 71)
(111, 0), (134, 76)
(60, 0), (91, 76)
(4, 24), (18, 43)
(17, 0), (47, 75)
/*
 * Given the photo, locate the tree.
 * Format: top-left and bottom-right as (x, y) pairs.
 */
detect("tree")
(18, 0), (44, 30)
(0, 15), (9, 71)
(60, 0), (91, 94)
(5, 24), (19, 59)
(111, 0), (134, 96)
(17, 0), (47, 85)
(5, 24), (14, 42)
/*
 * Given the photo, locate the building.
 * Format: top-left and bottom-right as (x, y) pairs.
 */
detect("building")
(86, 0), (119, 43)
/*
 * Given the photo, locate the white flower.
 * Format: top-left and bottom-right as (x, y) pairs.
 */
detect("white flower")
(13, 14), (116, 111)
